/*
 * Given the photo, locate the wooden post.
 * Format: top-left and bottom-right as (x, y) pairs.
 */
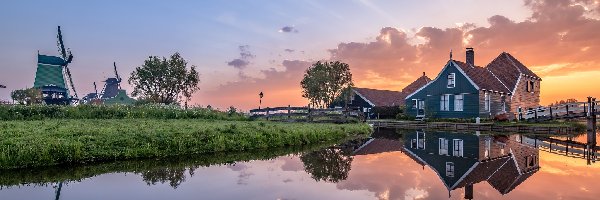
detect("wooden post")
(534, 109), (538, 120)
(287, 105), (291, 120)
(566, 104), (569, 116)
(308, 105), (313, 122)
(266, 107), (270, 121)
(549, 107), (553, 120)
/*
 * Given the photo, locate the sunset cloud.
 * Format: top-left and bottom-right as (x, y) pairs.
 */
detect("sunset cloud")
(200, 60), (311, 110)
(202, 0), (600, 109)
(227, 45), (255, 70)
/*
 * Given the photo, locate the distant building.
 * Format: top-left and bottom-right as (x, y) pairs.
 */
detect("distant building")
(403, 130), (540, 198)
(405, 48), (541, 119)
(340, 74), (431, 118)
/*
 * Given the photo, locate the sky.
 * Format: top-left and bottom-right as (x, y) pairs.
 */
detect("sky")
(1, 0), (599, 110)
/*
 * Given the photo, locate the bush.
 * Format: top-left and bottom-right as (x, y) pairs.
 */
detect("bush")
(0, 104), (248, 121)
(372, 106), (404, 119)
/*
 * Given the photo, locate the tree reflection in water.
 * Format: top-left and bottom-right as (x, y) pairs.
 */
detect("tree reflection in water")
(300, 138), (368, 183)
(141, 167), (191, 189)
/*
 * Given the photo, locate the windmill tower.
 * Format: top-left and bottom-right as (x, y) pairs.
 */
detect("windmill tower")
(100, 62), (122, 99)
(33, 26), (78, 105)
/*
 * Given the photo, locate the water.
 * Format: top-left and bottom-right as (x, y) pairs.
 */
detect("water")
(1, 128), (599, 200)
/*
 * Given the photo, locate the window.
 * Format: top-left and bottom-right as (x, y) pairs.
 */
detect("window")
(411, 139), (417, 149)
(447, 73), (456, 88)
(446, 162), (455, 177)
(530, 81), (535, 92)
(501, 95), (506, 112)
(484, 92), (491, 111)
(412, 99), (418, 109)
(453, 139), (464, 157)
(417, 131), (426, 150)
(440, 94), (451, 111)
(525, 155), (538, 167)
(484, 138), (491, 158)
(454, 94), (464, 111)
(439, 138), (449, 155)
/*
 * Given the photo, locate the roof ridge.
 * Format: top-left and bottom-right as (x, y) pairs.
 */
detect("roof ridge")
(486, 68), (511, 94)
(504, 52), (523, 74)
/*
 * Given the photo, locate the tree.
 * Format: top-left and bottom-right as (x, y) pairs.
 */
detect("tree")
(129, 53), (200, 105)
(300, 61), (353, 108)
(10, 88), (42, 105)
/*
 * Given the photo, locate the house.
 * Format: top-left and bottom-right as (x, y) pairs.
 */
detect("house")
(403, 130), (540, 198)
(405, 48), (541, 119)
(341, 74), (431, 118)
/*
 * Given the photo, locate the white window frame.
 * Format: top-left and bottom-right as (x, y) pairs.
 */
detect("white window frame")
(454, 94), (464, 111)
(446, 162), (455, 177)
(453, 139), (464, 157)
(484, 92), (491, 111)
(439, 138), (449, 155)
(447, 73), (456, 88)
(440, 94), (451, 111)
(412, 99), (418, 109)
(417, 131), (426, 150)
(484, 138), (491, 158)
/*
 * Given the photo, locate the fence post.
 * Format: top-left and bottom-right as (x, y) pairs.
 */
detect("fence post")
(288, 105), (291, 120)
(566, 104), (569, 116)
(266, 107), (270, 121)
(307, 105), (312, 122)
(534, 109), (538, 120)
(549, 107), (553, 120)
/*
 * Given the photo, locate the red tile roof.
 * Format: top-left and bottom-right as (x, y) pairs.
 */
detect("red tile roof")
(402, 74), (432, 94)
(353, 87), (407, 107)
(453, 60), (511, 93)
(353, 138), (403, 155)
(486, 52), (541, 92)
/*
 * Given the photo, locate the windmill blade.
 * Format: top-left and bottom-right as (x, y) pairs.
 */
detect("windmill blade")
(64, 65), (78, 98)
(114, 62), (121, 89)
(57, 26), (67, 60)
(113, 62), (120, 82)
(93, 82), (98, 98)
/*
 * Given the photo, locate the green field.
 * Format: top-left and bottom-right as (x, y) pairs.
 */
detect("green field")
(0, 119), (371, 169)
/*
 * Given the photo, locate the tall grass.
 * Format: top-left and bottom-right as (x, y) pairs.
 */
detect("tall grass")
(0, 119), (372, 169)
(0, 104), (247, 121)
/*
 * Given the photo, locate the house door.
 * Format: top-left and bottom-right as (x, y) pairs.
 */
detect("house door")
(417, 100), (425, 116)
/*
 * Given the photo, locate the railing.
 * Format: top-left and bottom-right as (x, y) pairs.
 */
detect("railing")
(249, 106), (364, 123)
(518, 97), (599, 122)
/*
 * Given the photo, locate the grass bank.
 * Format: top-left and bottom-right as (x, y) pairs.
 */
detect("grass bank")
(0, 119), (371, 170)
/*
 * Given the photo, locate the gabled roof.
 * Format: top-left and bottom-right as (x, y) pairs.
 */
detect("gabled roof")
(353, 87), (407, 107)
(353, 138), (402, 156)
(486, 52), (541, 92)
(453, 60), (511, 93)
(402, 74), (432, 94)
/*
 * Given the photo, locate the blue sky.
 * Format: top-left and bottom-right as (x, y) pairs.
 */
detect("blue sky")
(0, 0), (534, 107)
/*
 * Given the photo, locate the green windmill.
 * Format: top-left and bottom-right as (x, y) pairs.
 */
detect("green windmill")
(33, 26), (79, 105)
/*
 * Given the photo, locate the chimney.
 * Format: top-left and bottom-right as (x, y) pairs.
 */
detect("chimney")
(464, 184), (474, 200)
(466, 47), (474, 66)
(422, 72), (426, 77)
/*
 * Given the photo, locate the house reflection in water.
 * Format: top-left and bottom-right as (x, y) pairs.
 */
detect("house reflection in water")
(403, 130), (540, 199)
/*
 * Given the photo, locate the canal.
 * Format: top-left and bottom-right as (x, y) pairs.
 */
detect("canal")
(0, 128), (599, 200)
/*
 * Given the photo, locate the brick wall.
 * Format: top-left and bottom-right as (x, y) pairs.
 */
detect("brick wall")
(510, 75), (541, 113)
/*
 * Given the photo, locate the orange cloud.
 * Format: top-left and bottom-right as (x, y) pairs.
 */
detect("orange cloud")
(200, 0), (600, 109)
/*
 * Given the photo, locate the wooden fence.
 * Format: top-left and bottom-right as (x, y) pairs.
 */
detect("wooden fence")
(518, 97), (599, 122)
(249, 106), (364, 123)
(369, 120), (575, 134)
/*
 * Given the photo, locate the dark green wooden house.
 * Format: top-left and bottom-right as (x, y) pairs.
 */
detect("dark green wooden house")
(405, 48), (539, 119)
